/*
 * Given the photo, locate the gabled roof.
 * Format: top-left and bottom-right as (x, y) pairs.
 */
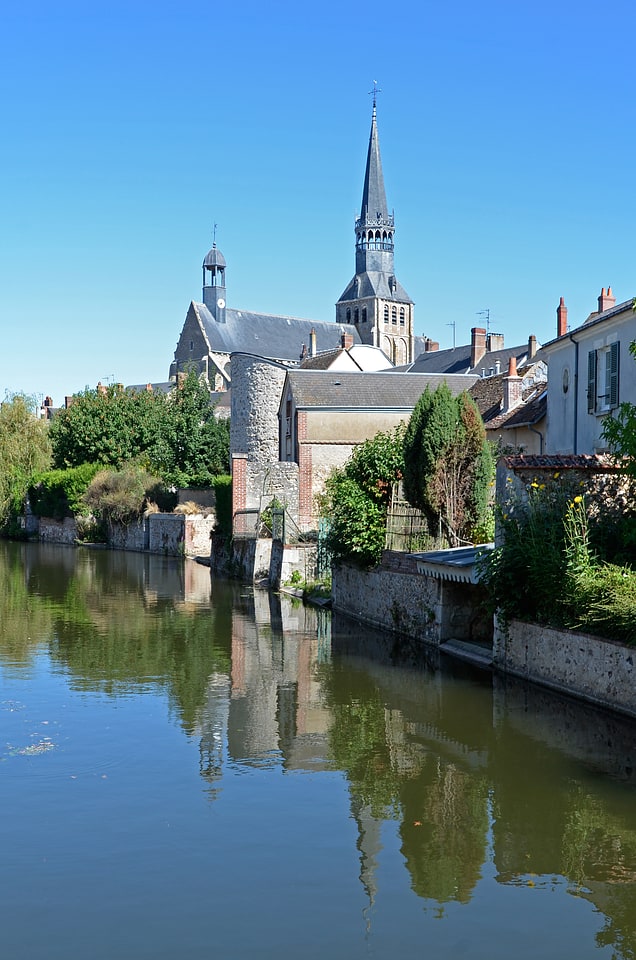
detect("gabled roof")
(397, 343), (531, 376)
(191, 301), (362, 364)
(542, 297), (634, 351)
(283, 370), (478, 410)
(484, 386), (547, 431)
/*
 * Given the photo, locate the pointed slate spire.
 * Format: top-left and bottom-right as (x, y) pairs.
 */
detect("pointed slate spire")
(359, 99), (389, 225)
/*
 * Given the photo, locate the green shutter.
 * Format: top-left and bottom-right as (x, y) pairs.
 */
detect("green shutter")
(587, 350), (597, 414)
(609, 341), (619, 408)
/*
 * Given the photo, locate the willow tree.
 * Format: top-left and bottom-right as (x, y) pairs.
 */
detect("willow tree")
(402, 384), (492, 546)
(0, 393), (52, 533)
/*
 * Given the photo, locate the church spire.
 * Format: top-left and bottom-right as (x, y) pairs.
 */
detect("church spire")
(359, 87), (390, 227)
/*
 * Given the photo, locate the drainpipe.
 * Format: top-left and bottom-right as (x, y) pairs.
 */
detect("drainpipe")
(527, 425), (544, 454)
(568, 331), (579, 454)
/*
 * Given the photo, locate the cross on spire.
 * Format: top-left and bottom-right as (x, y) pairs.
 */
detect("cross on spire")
(368, 80), (381, 115)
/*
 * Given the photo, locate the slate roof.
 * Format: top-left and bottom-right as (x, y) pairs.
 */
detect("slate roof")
(338, 271), (412, 303)
(192, 301), (362, 364)
(299, 348), (349, 370)
(285, 371), (478, 410)
(395, 343), (531, 376)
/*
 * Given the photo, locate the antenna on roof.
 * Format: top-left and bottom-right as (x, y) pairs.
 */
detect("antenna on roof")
(446, 320), (456, 349)
(476, 308), (490, 334)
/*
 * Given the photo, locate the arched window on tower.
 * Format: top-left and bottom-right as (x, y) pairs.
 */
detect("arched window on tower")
(354, 307), (359, 323)
(361, 306), (367, 323)
(346, 308), (351, 322)
(399, 307), (405, 326)
(391, 306), (397, 324)
(384, 304), (389, 323)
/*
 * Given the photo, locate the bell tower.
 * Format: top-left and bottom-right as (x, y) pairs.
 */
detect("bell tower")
(202, 239), (227, 324)
(336, 89), (414, 365)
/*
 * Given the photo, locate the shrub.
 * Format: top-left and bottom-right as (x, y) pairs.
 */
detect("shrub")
(211, 474), (232, 539)
(29, 463), (101, 519)
(82, 465), (170, 526)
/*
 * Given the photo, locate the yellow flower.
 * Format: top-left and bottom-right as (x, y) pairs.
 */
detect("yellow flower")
(506, 477), (513, 483)
(539, 484), (545, 490)
(530, 481), (538, 488)
(553, 472), (560, 479)
(573, 495), (583, 503)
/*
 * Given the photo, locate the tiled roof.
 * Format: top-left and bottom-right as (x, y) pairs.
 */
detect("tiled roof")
(299, 348), (347, 370)
(502, 453), (620, 471)
(484, 386), (547, 431)
(285, 370), (479, 409)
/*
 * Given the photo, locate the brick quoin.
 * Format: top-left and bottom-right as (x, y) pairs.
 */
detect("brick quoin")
(232, 455), (247, 516)
(298, 445), (313, 527)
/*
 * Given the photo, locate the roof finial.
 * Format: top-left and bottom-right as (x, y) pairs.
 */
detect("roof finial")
(368, 80), (381, 117)
(212, 222), (218, 248)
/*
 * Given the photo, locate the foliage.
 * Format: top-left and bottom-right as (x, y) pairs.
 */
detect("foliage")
(320, 428), (405, 568)
(49, 374), (230, 485)
(82, 465), (174, 526)
(28, 463), (101, 520)
(0, 393), (52, 535)
(211, 474), (232, 539)
(402, 384), (493, 546)
(602, 340), (636, 473)
(479, 478), (636, 643)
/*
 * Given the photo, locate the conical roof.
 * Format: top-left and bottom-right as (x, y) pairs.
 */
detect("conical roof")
(359, 104), (389, 224)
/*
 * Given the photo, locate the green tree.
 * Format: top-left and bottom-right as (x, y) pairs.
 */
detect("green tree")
(0, 393), (52, 533)
(320, 427), (404, 568)
(402, 384), (492, 546)
(49, 374), (230, 485)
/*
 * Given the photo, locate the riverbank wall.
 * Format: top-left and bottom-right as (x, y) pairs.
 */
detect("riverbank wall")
(332, 551), (636, 719)
(32, 512), (215, 557)
(494, 618), (636, 719)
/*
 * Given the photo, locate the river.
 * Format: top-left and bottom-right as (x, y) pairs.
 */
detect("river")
(2, 541), (636, 959)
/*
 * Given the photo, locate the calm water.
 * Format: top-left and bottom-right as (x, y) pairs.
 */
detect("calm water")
(3, 543), (636, 959)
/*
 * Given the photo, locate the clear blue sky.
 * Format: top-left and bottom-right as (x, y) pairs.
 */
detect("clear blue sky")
(3, 0), (636, 404)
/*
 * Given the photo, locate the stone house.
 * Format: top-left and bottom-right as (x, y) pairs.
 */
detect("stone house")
(542, 288), (636, 454)
(469, 356), (547, 454)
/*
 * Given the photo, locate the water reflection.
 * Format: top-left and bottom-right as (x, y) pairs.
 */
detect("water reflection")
(3, 542), (636, 958)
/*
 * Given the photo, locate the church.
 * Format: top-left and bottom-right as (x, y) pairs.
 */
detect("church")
(170, 99), (419, 390)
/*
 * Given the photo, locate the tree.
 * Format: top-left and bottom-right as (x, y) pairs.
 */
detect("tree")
(320, 427), (405, 568)
(49, 374), (230, 485)
(402, 384), (493, 546)
(0, 393), (52, 532)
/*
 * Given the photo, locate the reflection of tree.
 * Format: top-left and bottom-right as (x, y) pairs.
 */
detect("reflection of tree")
(562, 788), (636, 960)
(400, 758), (489, 903)
(0, 545), (54, 669)
(0, 542), (231, 733)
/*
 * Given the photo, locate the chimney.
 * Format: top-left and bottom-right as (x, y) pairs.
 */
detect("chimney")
(487, 332), (505, 352)
(424, 337), (439, 352)
(341, 332), (354, 350)
(97, 381), (107, 395)
(527, 334), (537, 360)
(470, 327), (487, 368)
(556, 297), (568, 337)
(309, 328), (317, 358)
(502, 356), (523, 412)
(598, 286), (616, 313)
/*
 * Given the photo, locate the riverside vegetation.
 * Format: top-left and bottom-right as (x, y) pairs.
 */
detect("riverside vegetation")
(0, 373), (230, 539)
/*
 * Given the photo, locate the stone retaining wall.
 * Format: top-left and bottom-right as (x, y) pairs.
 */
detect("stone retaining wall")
(494, 618), (636, 718)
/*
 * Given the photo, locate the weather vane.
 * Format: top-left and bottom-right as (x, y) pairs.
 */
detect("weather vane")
(212, 222), (218, 246)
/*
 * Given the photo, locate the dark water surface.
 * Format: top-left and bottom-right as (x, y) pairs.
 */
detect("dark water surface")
(3, 542), (636, 959)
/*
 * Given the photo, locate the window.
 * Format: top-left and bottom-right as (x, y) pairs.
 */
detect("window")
(587, 342), (619, 414)
(354, 307), (359, 323)
(361, 306), (367, 323)
(399, 307), (405, 326)
(391, 306), (397, 324)
(346, 308), (351, 322)
(384, 304), (389, 323)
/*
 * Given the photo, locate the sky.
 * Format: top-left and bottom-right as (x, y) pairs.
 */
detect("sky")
(3, 0), (636, 405)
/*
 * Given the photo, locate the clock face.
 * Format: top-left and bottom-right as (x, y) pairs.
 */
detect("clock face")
(217, 298), (225, 309)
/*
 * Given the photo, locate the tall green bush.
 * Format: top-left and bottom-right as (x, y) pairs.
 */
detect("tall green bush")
(29, 463), (101, 519)
(403, 384), (493, 546)
(0, 393), (52, 535)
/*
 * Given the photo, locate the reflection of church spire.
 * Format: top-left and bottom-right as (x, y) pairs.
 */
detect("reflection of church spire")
(350, 794), (383, 929)
(198, 672), (231, 799)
